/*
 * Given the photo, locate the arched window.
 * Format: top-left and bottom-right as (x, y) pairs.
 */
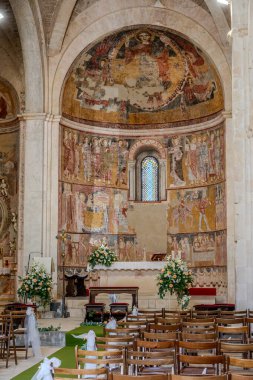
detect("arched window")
(141, 156), (159, 201)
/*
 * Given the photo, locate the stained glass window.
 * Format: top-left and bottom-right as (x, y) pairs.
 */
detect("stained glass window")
(141, 156), (159, 201)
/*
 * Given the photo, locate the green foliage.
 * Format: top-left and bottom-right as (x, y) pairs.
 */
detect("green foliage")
(80, 321), (105, 327)
(157, 256), (194, 309)
(88, 244), (117, 269)
(17, 264), (53, 307)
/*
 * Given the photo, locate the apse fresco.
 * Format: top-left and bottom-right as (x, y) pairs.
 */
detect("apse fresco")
(58, 233), (139, 267)
(167, 125), (225, 188)
(0, 80), (18, 120)
(59, 183), (131, 234)
(62, 26), (223, 127)
(167, 230), (227, 267)
(193, 267), (227, 297)
(167, 183), (226, 234)
(61, 127), (130, 188)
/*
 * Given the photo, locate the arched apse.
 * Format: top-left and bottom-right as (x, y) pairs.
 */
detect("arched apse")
(51, 6), (231, 116)
(62, 26), (224, 128)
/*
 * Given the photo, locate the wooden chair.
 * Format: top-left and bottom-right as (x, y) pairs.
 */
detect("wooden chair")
(143, 331), (179, 342)
(227, 357), (253, 374)
(163, 310), (191, 319)
(177, 354), (226, 375)
(96, 336), (135, 350)
(9, 311), (28, 359)
(177, 340), (219, 355)
(217, 326), (249, 343)
(219, 342), (253, 359)
(54, 367), (108, 379)
(127, 315), (155, 323)
(246, 318), (253, 341)
(75, 346), (124, 373)
(0, 314), (17, 368)
(138, 310), (163, 317)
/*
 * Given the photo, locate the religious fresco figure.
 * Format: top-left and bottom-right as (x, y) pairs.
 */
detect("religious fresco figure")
(82, 136), (92, 182)
(168, 137), (185, 187)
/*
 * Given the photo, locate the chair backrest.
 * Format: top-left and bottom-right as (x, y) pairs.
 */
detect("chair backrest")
(118, 321), (147, 329)
(54, 367), (108, 380)
(227, 356), (253, 370)
(177, 354), (226, 374)
(148, 323), (181, 332)
(219, 342), (253, 355)
(113, 374), (168, 380)
(105, 327), (140, 336)
(220, 310), (247, 318)
(178, 340), (218, 353)
(192, 310), (220, 319)
(217, 325), (248, 342)
(143, 331), (179, 341)
(184, 318), (216, 323)
(156, 317), (181, 325)
(95, 336), (134, 350)
(170, 375), (227, 380)
(216, 318), (246, 326)
(135, 339), (176, 351)
(228, 374), (253, 380)
(75, 346), (124, 368)
(181, 331), (217, 341)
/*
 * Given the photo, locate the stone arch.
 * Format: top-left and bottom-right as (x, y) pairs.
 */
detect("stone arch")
(129, 139), (166, 160)
(10, 0), (44, 112)
(51, 6), (231, 115)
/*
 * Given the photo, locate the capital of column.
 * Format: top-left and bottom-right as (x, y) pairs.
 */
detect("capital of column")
(222, 110), (232, 119)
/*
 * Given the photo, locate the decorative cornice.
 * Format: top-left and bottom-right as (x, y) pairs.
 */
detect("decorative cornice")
(60, 113), (225, 137)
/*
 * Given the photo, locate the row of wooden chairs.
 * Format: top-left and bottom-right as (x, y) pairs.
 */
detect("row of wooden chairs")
(131, 309), (253, 319)
(53, 371), (253, 380)
(75, 339), (253, 376)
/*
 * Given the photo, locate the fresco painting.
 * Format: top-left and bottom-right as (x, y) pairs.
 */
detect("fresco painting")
(61, 127), (129, 188)
(59, 183), (130, 234)
(167, 231), (226, 267)
(168, 186), (214, 234)
(62, 27), (223, 127)
(167, 125), (224, 188)
(0, 80), (18, 120)
(58, 233), (138, 267)
(192, 266), (227, 297)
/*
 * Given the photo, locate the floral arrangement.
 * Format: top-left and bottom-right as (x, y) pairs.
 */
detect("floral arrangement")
(157, 256), (194, 309)
(17, 264), (53, 307)
(88, 244), (117, 269)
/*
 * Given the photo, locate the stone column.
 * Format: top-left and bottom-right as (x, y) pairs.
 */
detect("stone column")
(231, 0), (253, 308)
(128, 160), (136, 200)
(159, 159), (167, 201)
(18, 113), (46, 275)
(18, 113), (60, 297)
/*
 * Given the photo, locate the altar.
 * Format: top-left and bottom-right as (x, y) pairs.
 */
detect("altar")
(89, 286), (139, 307)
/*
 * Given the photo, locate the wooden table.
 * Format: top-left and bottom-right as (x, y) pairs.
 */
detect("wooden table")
(89, 286), (139, 307)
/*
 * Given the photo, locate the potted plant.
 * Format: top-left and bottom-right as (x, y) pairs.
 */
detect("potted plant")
(17, 264), (53, 309)
(157, 255), (194, 310)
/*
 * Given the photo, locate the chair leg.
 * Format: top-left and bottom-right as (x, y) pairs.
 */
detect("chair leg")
(12, 336), (18, 365)
(5, 338), (10, 368)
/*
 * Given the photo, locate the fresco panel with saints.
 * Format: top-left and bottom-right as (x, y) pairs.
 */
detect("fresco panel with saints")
(62, 26), (223, 127)
(61, 127), (129, 188)
(167, 124), (225, 188)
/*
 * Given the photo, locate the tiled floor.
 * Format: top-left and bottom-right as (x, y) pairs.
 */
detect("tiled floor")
(0, 316), (83, 380)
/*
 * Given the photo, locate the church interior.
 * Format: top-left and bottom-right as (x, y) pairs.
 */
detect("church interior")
(1, 0), (253, 378)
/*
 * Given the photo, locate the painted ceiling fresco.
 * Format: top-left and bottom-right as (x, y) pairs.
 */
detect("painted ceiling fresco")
(62, 26), (224, 128)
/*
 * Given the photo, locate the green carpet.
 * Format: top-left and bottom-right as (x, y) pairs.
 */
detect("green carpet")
(11, 346), (75, 380)
(11, 325), (105, 379)
(65, 325), (104, 346)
